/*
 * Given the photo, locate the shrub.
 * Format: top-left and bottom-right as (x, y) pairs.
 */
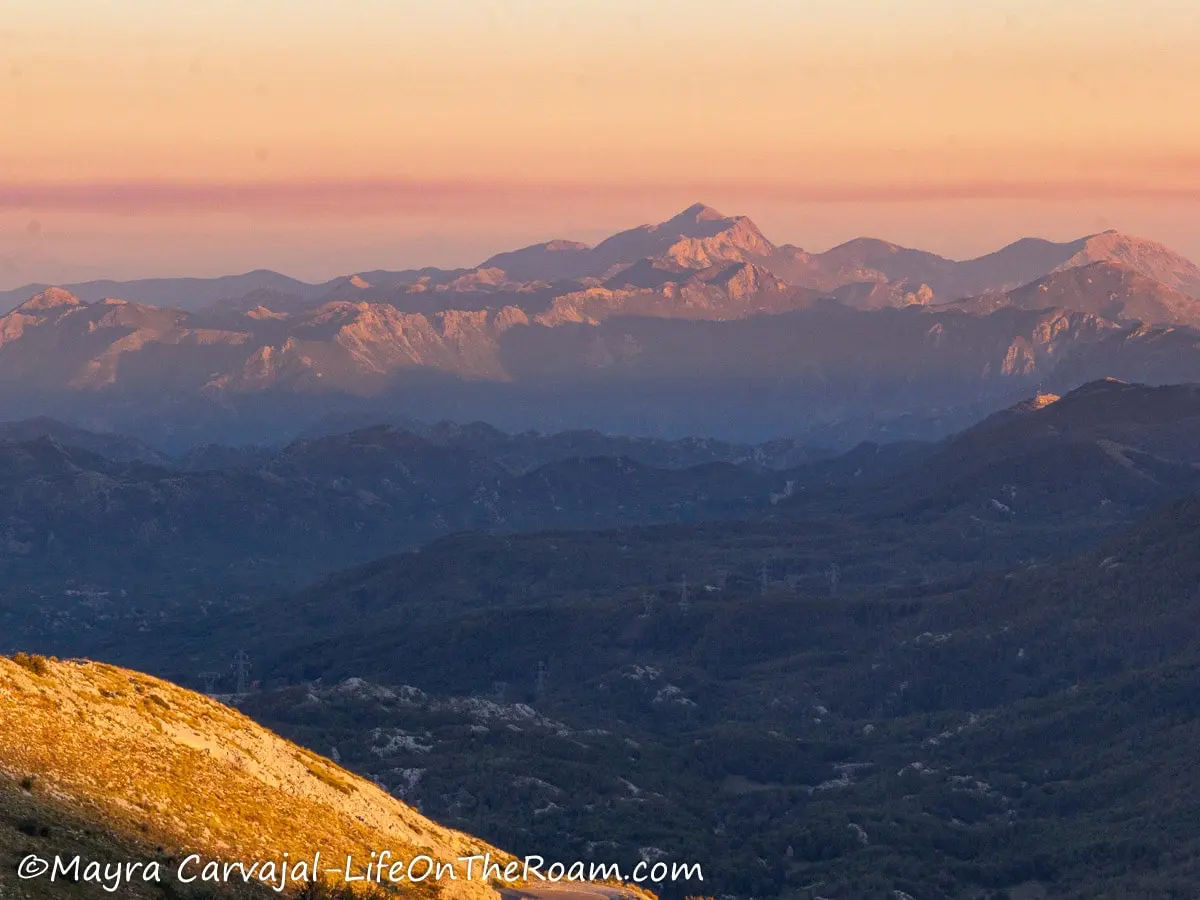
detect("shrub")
(305, 765), (355, 795)
(17, 818), (50, 837)
(12, 652), (50, 677)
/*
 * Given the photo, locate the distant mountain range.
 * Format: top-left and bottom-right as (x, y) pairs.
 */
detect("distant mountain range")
(6, 204), (1197, 315)
(2, 204), (1200, 446)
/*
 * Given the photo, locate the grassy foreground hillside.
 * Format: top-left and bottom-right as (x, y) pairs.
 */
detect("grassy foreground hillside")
(0, 654), (514, 900)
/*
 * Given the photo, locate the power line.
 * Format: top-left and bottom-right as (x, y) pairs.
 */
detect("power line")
(231, 650), (251, 697)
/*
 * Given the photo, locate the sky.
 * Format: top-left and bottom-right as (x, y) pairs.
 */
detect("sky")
(2, 0), (1200, 286)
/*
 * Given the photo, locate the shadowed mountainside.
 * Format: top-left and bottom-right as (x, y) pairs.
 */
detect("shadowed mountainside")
(10, 379), (1200, 898)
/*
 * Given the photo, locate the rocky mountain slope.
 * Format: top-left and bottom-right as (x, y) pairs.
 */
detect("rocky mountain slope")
(0, 285), (1117, 398)
(0, 654), (510, 900)
(0, 282), (1151, 450)
(482, 204), (776, 282)
(0, 287), (527, 394)
(1051, 229), (1200, 296)
(946, 260), (1200, 327)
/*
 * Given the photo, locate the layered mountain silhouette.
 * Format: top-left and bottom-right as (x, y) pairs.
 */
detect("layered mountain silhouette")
(2, 205), (1200, 445)
(13, 378), (1200, 899)
(0, 419), (818, 591)
(0, 415), (169, 464)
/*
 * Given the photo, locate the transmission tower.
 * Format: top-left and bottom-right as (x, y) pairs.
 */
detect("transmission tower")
(641, 591), (656, 617)
(492, 680), (508, 703)
(199, 671), (221, 695)
(231, 650), (252, 697)
(534, 661), (548, 699)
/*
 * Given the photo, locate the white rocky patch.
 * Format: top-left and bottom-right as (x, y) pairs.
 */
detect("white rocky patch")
(369, 727), (434, 755)
(910, 631), (952, 646)
(924, 712), (985, 747)
(769, 479), (797, 505)
(387, 766), (424, 798)
(512, 776), (562, 794)
(622, 664), (662, 682)
(331, 677), (401, 702)
(638, 847), (667, 864)
(653, 684), (697, 707)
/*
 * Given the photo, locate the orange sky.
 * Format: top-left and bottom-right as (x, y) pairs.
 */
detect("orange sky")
(2, 0), (1200, 285)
